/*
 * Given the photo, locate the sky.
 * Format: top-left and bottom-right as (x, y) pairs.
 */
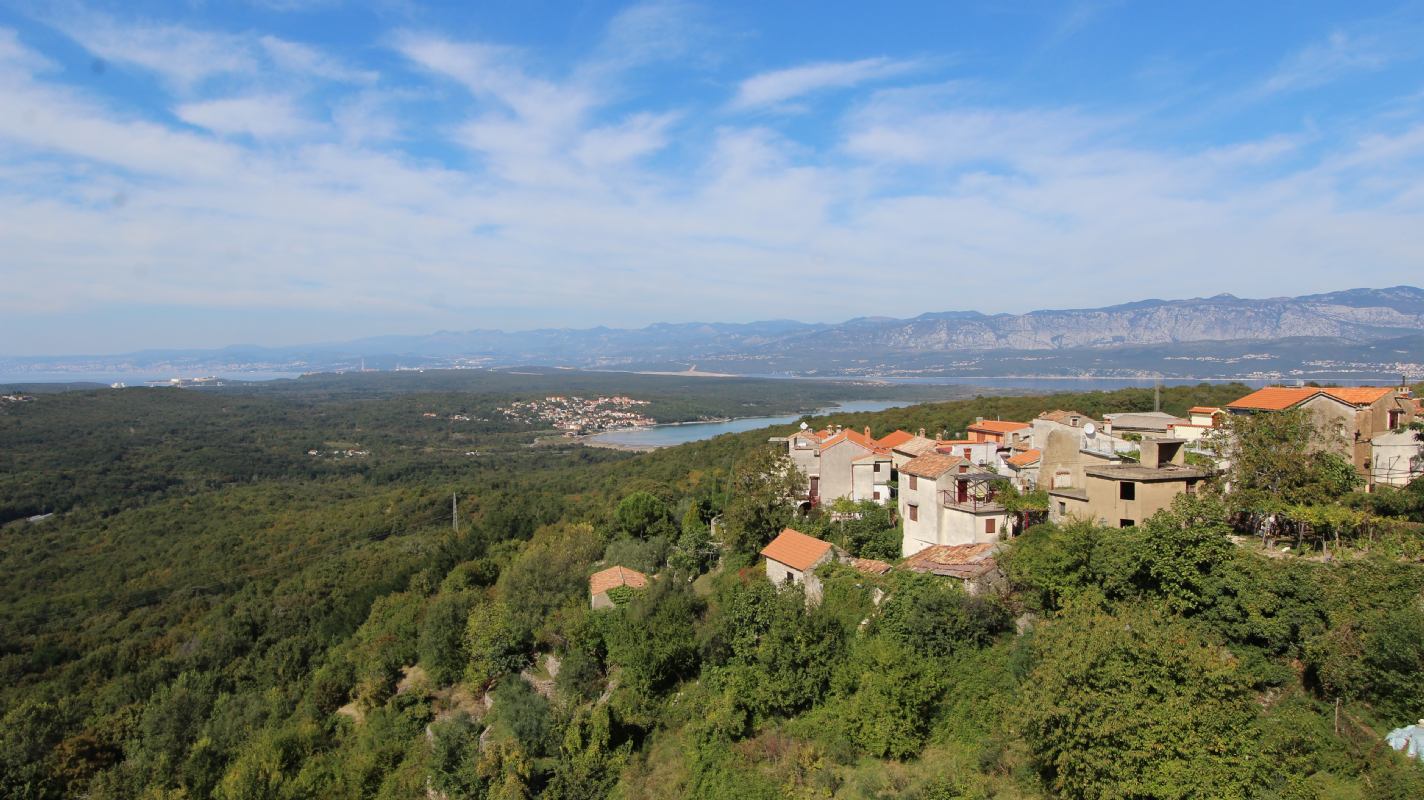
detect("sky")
(2, 1), (1424, 355)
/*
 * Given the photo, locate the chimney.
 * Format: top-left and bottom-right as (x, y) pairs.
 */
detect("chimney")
(918, 427), (926, 438)
(864, 426), (871, 438)
(975, 416), (984, 424)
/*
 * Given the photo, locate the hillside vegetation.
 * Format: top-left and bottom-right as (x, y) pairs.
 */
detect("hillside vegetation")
(3, 378), (1424, 798)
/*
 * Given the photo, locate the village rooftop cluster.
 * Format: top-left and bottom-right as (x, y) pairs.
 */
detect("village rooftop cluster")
(498, 395), (655, 435)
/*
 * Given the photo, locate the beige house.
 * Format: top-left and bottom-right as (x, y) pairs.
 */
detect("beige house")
(1031, 408), (1136, 455)
(1048, 438), (1208, 528)
(1226, 386), (1418, 486)
(589, 565), (649, 609)
(1168, 406), (1226, 442)
(899, 453), (1010, 557)
(1003, 447), (1042, 489)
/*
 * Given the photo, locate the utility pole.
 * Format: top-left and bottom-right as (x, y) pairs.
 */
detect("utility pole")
(1154, 376), (1161, 412)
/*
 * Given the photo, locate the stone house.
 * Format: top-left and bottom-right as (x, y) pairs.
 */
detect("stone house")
(761, 527), (839, 602)
(1226, 386), (1418, 486)
(589, 565), (649, 609)
(901, 542), (1003, 595)
(1371, 429), (1424, 488)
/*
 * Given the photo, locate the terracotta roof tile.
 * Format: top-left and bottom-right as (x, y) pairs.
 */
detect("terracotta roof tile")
(1323, 387), (1394, 404)
(1228, 386), (1394, 411)
(589, 566), (649, 596)
(875, 430), (916, 449)
(1006, 448), (1042, 468)
(900, 452), (965, 479)
(851, 557), (892, 576)
(1188, 406), (1223, 414)
(968, 420), (1030, 434)
(902, 543), (999, 579)
(1037, 409), (1095, 425)
(1226, 387), (1319, 410)
(760, 528), (834, 572)
(820, 428), (879, 452)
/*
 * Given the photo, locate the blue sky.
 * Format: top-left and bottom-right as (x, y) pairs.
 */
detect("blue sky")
(2, 1), (1423, 355)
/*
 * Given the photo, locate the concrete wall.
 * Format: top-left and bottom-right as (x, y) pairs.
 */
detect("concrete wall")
(1048, 492), (1090, 522)
(899, 472), (943, 556)
(851, 461), (891, 503)
(818, 440), (869, 503)
(942, 507), (1008, 545)
(1373, 430), (1424, 487)
(1083, 476), (1192, 527)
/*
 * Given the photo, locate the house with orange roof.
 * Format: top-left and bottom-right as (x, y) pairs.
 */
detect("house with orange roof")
(966, 418), (1031, 445)
(1167, 406), (1227, 443)
(589, 565), (649, 609)
(775, 424), (913, 507)
(761, 527), (841, 602)
(898, 452), (1011, 557)
(1003, 448), (1042, 488)
(1226, 385), (1417, 485)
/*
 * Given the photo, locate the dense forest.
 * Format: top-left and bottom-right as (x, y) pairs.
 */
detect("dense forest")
(3, 375), (1424, 798)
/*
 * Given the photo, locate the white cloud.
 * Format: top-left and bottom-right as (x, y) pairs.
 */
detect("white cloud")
(3, 10), (1424, 353)
(1260, 28), (1409, 95)
(53, 16), (257, 88)
(176, 95), (316, 139)
(730, 57), (921, 110)
(259, 36), (378, 83)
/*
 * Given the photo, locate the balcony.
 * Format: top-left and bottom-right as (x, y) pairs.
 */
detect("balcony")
(940, 472), (1006, 512)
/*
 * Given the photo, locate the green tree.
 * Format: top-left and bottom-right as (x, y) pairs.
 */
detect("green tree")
(466, 600), (531, 689)
(420, 591), (476, 686)
(614, 491), (677, 540)
(1020, 604), (1261, 800)
(721, 448), (804, 556)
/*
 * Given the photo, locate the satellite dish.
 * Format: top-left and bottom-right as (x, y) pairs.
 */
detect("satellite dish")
(800, 421), (809, 430)
(1083, 422), (1097, 436)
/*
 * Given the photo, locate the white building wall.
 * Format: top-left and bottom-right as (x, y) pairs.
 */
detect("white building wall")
(899, 473), (943, 556)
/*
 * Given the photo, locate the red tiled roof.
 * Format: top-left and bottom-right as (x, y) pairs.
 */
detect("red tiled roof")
(589, 565), (648, 596)
(1188, 406), (1223, 414)
(1037, 409), (1094, 425)
(876, 430), (916, 449)
(1226, 387), (1320, 411)
(1005, 448), (1041, 468)
(1227, 386), (1395, 411)
(761, 528), (834, 572)
(900, 452), (965, 479)
(1324, 387), (1394, 404)
(820, 428), (880, 452)
(968, 420), (1030, 434)
(902, 543), (998, 579)
(893, 436), (940, 456)
(851, 557), (892, 576)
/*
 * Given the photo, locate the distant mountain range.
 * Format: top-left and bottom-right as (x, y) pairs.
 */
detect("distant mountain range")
(6, 286), (1424, 382)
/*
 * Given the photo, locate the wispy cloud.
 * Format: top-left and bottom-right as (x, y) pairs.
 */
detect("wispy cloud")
(1260, 29), (1398, 95)
(176, 94), (316, 139)
(730, 57), (922, 111)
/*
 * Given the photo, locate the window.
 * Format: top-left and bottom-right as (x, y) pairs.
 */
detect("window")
(985, 518), (996, 534)
(1119, 482), (1136, 501)
(1389, 409), (1402, 428)
(1185, 479), (1198, 495)
(908, 504), (918, 522)
(1058, 501), (1067, 515)
(963, 448), (972, 458)
(873, 462), (881, 473)
(908, 475), (917, 490)
(873, 491), (880, 500)
(1120, 519), (1136, 528)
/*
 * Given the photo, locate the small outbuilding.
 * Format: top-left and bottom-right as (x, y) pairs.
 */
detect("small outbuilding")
(761, 527), (838, 602)
(589, 565), (649, 609)
(901, 542), (1004, 595)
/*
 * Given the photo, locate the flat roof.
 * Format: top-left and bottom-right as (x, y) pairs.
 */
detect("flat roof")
(1084, 464), (1208, 482)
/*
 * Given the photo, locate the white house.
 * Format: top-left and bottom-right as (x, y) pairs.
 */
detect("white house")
(1372, 429), (1424, 488)
(899, 453), (1011, 558)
